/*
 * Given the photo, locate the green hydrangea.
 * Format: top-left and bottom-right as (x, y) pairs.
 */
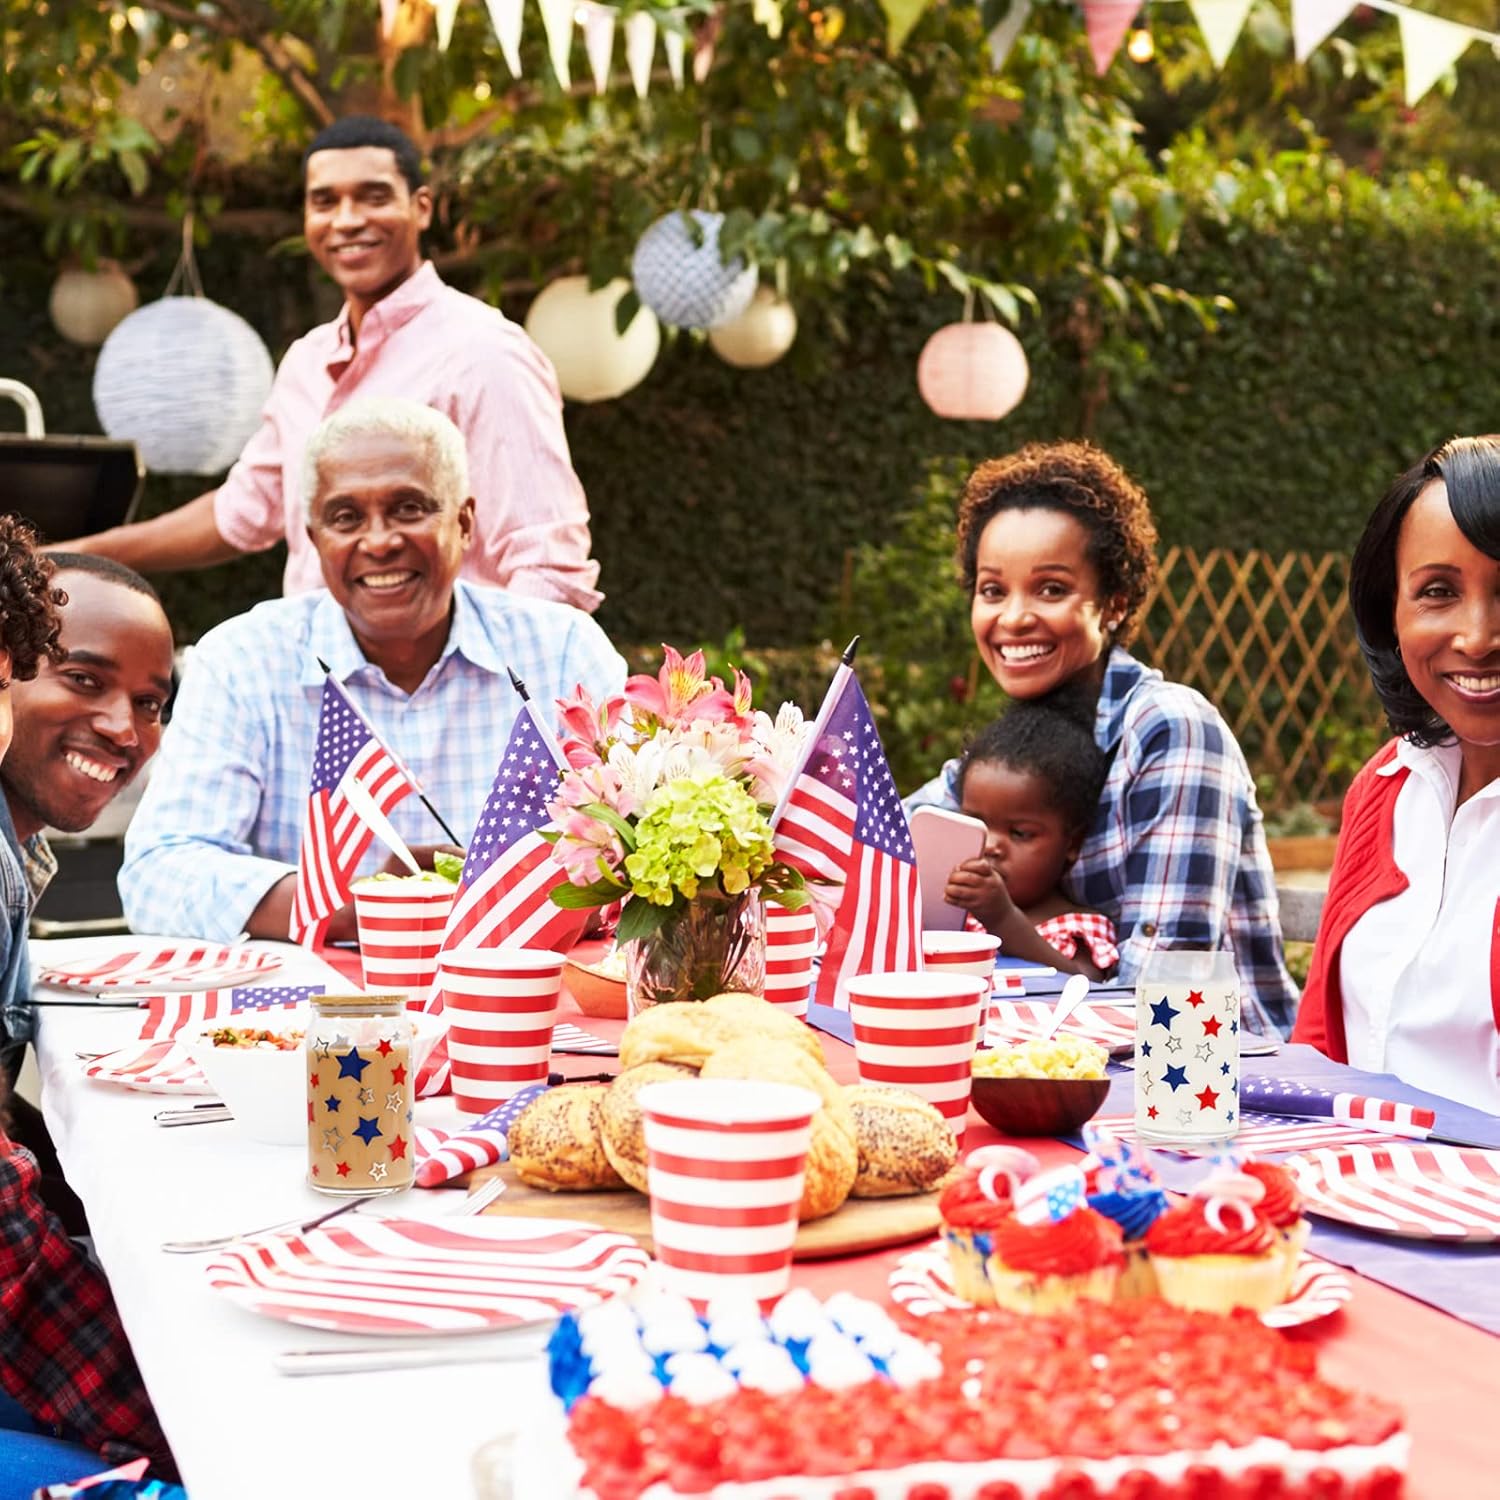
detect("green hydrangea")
(623, 771), (775, 906)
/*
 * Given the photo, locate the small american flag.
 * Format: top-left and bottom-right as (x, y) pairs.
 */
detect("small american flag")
(773, 666), (920, 1009)
(1241, 1076), (1436, 1139)
(1094, 1111), (1427, 1158)
(412, 1083), (549, 1187)
(138, 985), (325, 1041)
(290, 678), (419, 947)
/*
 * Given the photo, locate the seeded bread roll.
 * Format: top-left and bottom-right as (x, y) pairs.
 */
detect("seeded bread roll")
(618, 993), (825, 1072)
(506, 1084), (625, 1192)
(598, 1061), (698, 1193)
(844, 1083), (959, 1198)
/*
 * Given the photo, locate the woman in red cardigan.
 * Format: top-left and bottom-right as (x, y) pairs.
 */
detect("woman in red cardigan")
(1293, 435), (1500, 1113)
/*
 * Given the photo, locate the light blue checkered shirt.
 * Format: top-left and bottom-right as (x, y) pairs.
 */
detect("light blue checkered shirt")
(119, 582), (627, 941)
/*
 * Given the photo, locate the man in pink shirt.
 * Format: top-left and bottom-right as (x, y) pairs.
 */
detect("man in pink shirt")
(71, 117), (601, 613)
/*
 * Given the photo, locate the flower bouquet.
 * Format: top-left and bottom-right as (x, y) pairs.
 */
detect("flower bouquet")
(545, 646), (815, 1011)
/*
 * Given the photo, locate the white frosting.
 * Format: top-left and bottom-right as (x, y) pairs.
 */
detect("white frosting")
(804, 1331), (876, 1391)
(664, 1355), (740, 1406)
(586, 1364), (663, 1412)
(639, 1317), (710, 1357)
(576, 1298), (641, 1349)
(730, 1346), (804, 1396)
(718, 1335), (778, 1373)
(882, 1336), (943, 1388)
(766, 1286), (830, 1343)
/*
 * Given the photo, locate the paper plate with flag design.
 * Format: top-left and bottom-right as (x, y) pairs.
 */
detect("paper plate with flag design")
(39, 943), (282, 993)
(205, 1216), (651, 1335)
(83, 1040), (212, 1095)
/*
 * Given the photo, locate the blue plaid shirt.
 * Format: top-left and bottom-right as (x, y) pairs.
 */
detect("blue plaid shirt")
(120, 582), (626, 941)
(906, 648), (1297, 1035)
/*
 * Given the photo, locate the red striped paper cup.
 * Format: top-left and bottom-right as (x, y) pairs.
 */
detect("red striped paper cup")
(846, 971), (987, 1147)
(438, 947), (566, 1113)
(763, 903), (818, 1018)
(353, 879), (456, 1010)
(921, 928), (1000, 980)
(637, 1078), (820, 1309)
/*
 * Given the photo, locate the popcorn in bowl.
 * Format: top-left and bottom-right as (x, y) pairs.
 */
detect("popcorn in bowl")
(974, 1036), (1109, 1081)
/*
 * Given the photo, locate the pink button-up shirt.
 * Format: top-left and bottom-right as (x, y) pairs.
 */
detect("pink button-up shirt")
(212, 262), (601, 611)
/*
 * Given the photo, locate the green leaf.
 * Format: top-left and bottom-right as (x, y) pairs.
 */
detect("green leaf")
(580, 800), (637, 850)
(432, 851), (464, 883)
(615, 898), (674, 943)
(47, 138), (82, 189)
(117, 149), (148, 197)
(614, 288), (643, 337)
(550, 876), (627, 909)
(976, 279), (1019, 324)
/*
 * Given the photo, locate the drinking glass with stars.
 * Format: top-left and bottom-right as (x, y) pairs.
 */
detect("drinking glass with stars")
(306, 994), (416, 1194)
(1133, 949), (1240, 1147)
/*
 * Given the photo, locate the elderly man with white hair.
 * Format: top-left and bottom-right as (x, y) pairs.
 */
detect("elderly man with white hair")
(119, 397), (626, 942)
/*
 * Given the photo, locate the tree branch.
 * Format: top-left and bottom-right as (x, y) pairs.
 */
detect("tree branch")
(0, 185), (299, 239)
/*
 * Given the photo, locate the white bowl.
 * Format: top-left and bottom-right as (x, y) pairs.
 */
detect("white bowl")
(184, 1011), (446, 1147)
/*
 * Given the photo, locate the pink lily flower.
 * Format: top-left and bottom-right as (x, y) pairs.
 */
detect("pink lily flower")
(555, 683), (626, 768)
(625, 645), (737, 730)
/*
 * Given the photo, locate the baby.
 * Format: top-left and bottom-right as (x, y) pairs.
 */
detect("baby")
(945, 698), (1118, 981)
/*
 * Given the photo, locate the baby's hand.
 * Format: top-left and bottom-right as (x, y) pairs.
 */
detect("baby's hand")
(944, 857), (1016, 933)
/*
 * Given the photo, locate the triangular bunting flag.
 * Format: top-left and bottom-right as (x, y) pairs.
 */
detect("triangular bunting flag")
(379, 0), (400, 39)
(579, 2), (616, 94)
(879, 0), (929, 54)
(538, 0), (574, 88)
(1397, 9), (1473, 107)
(624, 12), (657, 99)
(987, 0), (1032, 71)
(432, 0), (461, 52)
(1290, 0), (1356, 63)
(484, 0), (524, 77)
(1082, 0), (1141, 75)
(1187, 0), (1253, 69)
(663, 26), (685, 90)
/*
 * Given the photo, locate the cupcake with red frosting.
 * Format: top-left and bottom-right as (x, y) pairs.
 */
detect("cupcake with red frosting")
(984, 1164), (1125, 1314)
(1082, 1123), (1170, 1300)
(1146, 1167), (1284, 1313)
(938, 1146), (1037, 1305)
(1243, 1158), (1310, 1297)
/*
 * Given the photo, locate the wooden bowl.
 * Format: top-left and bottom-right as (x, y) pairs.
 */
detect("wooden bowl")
(563, 957), (628, 1019)
(969, 1074), (1110, 1137)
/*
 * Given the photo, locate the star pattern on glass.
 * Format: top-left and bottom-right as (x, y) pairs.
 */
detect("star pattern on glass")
(377, 1038), (393, 1057)
(1220, 1061), (1232, 1076)
(385, 1091), (404, 1114)
(1138, 1070), (1156, 1093)
(1149, 996), (1180, 1030)
(1195, 1084), (1220, 1111)
(353, 1116), (383, 1146)
(314, 1038), (333, 1062)
(1139, 1039), (1152, 1058)
(1165, 1034), (1183, 1053)
(1145, 1104), (1159, 1120)
(1163, 1063), (1189, 1092)
(335, 1160), (351, 1178)
(337, 1047), (370, 1082)
(1185, 989), (1205, 1008)
(323, 1094), (340, 1114)
(388, 1134), (408, 1161)
(391, 1063), (408, 1085)
(368, 1161), (389, 1182)
(321, 1126), (344, 1154)
(1195, 1042), (1215, 1062)
(1202, 1015), (1223, 1038)
(357, 1087), (375, 1108)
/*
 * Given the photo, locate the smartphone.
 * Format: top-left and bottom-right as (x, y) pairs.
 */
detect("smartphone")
(909, 806), (988, 932)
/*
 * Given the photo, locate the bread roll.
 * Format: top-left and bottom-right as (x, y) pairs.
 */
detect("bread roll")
(618, 993), (825, 1072)
(701, 993), (826, 1067)
(598, 1061), (697, 1193)
(506, 1084), (625, 1191)
(844, 1083), (959, 1198)
(798, 1110), (860, 1221)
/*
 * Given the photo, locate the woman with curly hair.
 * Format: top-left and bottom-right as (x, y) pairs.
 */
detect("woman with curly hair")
(909, 441), (1297, 1035)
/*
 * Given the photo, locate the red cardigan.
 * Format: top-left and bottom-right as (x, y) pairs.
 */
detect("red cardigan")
(1293, 739), (1500, 1059)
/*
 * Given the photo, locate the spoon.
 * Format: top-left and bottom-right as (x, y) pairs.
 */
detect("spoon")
(1038, 972), (1091, 1042)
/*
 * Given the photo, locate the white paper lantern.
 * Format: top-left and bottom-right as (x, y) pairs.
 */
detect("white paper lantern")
(708, 288), (798, 369)
(49, 262), (138, 347)
(916, 322), (1030, 421)
(630, 210), (758, 330)
(524, 276), (661, 403)
(92, 297), (274, 475)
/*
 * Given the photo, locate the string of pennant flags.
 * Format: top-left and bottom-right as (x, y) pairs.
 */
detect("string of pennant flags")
(393, 0), (1498, 110)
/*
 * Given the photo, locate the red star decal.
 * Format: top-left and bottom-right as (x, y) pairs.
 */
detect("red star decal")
(336, 1161), (351, 1178)
(391, 1063), (407, 1085)
(310, 1071), (319, 1088)
(1146, 1104), (1159, 1120)
(311, 1164), (320, 1177)
(307, 1101), (315, 1122)
(1186, 989), (1206, 1008)
(1202, 1015), (1222, 1037)
(377, 1038), (393, 1057)
(388, 1134), (408, 1161)
(1195, 1084), (1220, 1111)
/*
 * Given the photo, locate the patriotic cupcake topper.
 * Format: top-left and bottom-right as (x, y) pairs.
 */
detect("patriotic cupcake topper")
(1192, 1166), (1265, 1234)
(966, 1145), (1039, 1204)
(1014, 1165), (1087, 1226)
(1083, 1123), (1161, 1194)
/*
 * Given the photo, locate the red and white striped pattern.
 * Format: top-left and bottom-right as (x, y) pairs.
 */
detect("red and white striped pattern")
(353, 882), (456, 1005)
(38, 945), (282, 994)
(1286, 1143), (1500, 1241)
(888, 1238), (1350, 1329)
(439, 948), (565, 1112)
(846, 972), (987, 1148)
(987, 998), (1136, 1055)
(637, 1078), (818, 1309)
(1332, 1094), (1436, 1136)
(763, 903), (817, 1017)
(921, 929), (1000, 978)
(412, 1020), (614, 1100)
(1091, 1112), (1423, 1159)
(84, 1040), (211, 1094)
(204, 1217), (650, 1334)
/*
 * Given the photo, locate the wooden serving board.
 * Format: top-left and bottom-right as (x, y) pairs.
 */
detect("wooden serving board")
(467, 1159), (940, 1261)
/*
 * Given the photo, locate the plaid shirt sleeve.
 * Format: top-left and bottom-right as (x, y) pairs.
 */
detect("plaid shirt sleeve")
(0, 1135), (176, 1477)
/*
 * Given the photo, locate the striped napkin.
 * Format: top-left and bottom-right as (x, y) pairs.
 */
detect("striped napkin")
(412, 1083), (549, 1187)
(1239, 1076), (1435, 1139)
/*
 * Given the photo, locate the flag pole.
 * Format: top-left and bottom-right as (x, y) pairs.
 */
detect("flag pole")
(316, 657), (462, 846)
(769, 635), (859, 829)
(507, 667), (572, 776)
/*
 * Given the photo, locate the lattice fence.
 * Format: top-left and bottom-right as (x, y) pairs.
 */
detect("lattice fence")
(1134, 548), (1384, 811)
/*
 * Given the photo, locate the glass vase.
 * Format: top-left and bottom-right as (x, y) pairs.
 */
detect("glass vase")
(624, 890), (766, 1015)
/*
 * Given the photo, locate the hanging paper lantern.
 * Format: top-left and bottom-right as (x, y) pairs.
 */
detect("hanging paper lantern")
(917, 323), (1030, 421)
(707, 288), (798, 369)
(48, 261), (139, 347)
(92, 297), (274, 475)
(630, 210), (758, 331)
(524, 276), (661, 403)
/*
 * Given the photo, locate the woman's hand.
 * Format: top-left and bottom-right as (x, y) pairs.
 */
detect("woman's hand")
(945, 856), (1018, 934)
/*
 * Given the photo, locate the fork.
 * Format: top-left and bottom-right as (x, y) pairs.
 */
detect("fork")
(160, 1194), (370, 1254)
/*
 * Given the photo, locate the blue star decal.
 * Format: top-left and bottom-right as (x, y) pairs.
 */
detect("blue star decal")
(1150, 996), (1180, 1031)
(323, 1094), (341, 1113)
(1230, 1019), (1239, 1035)
(353, 1116), (383, 1146)
(1226, 1108), (1235, 1123)
(337, 1047), (370, 1082)
(1163, 1063), (1190, 1091)
(1139, 1039), (1152, 1058)
(1220, 1062), (1231, 1076)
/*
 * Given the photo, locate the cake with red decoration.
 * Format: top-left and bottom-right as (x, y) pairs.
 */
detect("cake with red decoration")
(1147, 1166), (1285, 1313)
(938, 1146), (1038, 1306)
(514, 1285), (1407, 1499)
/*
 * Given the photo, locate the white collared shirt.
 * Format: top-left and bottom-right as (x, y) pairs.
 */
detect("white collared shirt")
(1339, 737), (1500, 1112)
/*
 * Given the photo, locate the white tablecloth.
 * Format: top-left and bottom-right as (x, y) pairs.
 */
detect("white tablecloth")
(31, 936), (543, 1500)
